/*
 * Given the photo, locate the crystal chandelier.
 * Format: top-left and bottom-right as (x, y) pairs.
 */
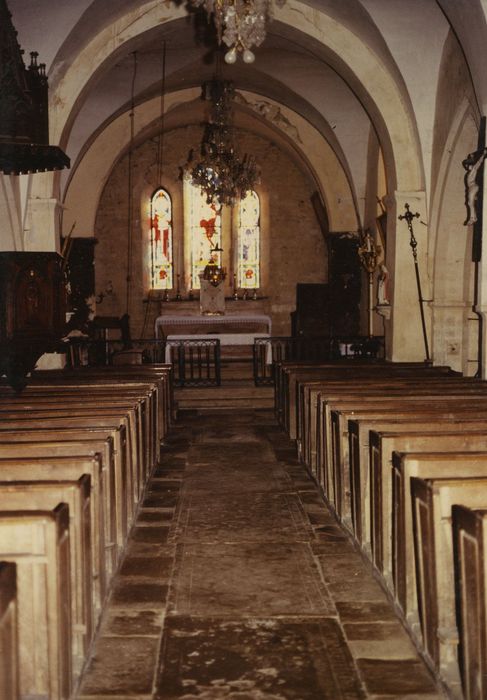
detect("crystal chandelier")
(187, 79), (260, 207)
(189, 0), (286, 63)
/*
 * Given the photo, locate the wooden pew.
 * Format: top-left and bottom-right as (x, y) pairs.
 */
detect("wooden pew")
(0, 448), (112, 606)
(33, 364), (173, 438)
(0, 410), (140, 502)
(392, 453), (487, 628)
(22, 379), (159, 456)
(0, 561), (19, 700)
(316, 393), (487, 512)
(344, 410), (487, 542)
(369, 430), (487, 583)
(0, 477), (92, 677)
(0, 400), (144, 496)
(277, 361), (455, 436)
(0, 431), (123, 561)
(0, 422), (132, 543)
(0, 504), (72, 700)
(411, 476), (487, 692)
(452, 504), (487, 700)
(293, 366), (467, 449)
(0, 387), (153, 478)
(300, 377), (487, 470)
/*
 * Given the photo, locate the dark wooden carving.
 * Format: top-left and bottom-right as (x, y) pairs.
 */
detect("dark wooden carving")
(291, 283), (329, 337)
(0, 252), (66, 390)
(0, 0), (69, 174)
(327, 233), (361, 336)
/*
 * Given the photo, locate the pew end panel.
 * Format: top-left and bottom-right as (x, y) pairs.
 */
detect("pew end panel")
(0, 561), (19, 700)
(411, 476), (487, 692)
(452, 504), (487, 700)
(0, 504), (72, 700)
(0, 476), (93, 676)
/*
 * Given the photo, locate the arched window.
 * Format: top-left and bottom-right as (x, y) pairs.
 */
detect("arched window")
(150, 188), (173, 289)
(237, 190), (260, 289)
(189, 184), (222, 289)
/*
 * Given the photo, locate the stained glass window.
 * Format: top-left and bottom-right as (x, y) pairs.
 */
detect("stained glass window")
(190, 184), (222, 289)
(150, 188), (173, 289)
(237, 190), (260, 289)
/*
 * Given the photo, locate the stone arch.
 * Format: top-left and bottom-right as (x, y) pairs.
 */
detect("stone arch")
(36, 0), (423, 203)
(61, 88), (357, 239)
(430, 100), (479, 373)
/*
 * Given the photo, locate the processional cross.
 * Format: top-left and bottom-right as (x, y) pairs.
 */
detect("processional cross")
(398, 203), (430, 363)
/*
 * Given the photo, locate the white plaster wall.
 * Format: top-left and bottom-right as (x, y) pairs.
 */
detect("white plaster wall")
(360, 0), (449, 207)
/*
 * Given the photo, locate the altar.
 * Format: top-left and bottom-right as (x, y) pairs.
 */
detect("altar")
(155, 312), (272, 338)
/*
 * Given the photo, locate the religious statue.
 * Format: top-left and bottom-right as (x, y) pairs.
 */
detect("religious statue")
(462, 147), (487, 225)
(377, 264), (390, 305)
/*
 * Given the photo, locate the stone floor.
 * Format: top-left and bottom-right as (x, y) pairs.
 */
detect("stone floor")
(77, 409), (445, 700)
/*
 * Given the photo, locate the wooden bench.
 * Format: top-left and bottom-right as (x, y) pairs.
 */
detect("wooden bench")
(29, 377), (161, 446)
(0, 400), (145, 497)
(0, 449), (112, 607)
(0, 431), (123, 560)
(277, 361), (454, 436)
(0, 386), (154, 476)
(369, 430), (487, 582)
(344, 410), (487, 542)
(301, 377), (487, 470)
(0, 477), (92, 677)
(0, 422), (131, 543)
(316, 393), (487, 515)
(34, 364), (174, 435)
(391, 452), (487, 629)
(451, 504), (487, 700)
(0, 410), (140, 502)
(292, 366), (467, 447)
(0, 561), (19, 700)
(0, 504), (72, 700)
(411, 476), (487, 691)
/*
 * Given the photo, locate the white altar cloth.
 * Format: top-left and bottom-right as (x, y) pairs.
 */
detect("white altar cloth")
(164, 333), (272, 363)
(155, 313), (271, 338)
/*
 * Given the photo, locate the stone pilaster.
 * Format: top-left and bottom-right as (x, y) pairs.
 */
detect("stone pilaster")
(24, 197), (62, 252)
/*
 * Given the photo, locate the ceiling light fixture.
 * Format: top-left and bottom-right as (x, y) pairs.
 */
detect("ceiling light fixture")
(189, 0), (286, 63)
(186, 79), (260, 207)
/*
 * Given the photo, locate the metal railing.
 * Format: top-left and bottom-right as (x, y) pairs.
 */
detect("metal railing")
(253, 335), (385, 385)
(164, 338), (221, 387)
(64, 338), (166, 368)
(63, 337), (221, 387)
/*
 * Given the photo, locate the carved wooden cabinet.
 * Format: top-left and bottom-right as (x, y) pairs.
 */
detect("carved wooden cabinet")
(327, 233), (361, 336)
(0, 252), (66, 388)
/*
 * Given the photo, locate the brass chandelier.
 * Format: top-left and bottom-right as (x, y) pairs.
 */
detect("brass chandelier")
(189, 0), (286, 63)
(187, 79), (259, 207)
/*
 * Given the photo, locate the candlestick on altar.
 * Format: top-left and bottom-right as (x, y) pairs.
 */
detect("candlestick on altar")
(232, 273), (238, 300)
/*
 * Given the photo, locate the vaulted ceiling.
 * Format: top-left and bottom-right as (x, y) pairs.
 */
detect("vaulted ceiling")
(8, 0), (487, 230)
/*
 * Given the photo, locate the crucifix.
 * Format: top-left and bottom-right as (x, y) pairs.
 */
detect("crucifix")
(398, 203), (431, 363)
(463, 116), (487, 262)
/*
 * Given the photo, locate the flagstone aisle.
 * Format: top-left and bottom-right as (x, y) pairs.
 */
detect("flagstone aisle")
(78, 409), (444, 699)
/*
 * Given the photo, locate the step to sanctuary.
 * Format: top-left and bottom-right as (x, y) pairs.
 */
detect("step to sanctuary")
(174, 381), (274, 411)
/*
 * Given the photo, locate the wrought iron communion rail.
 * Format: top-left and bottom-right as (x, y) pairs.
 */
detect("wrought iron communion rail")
(63, 337), (221, 387)
(253, 336), (385, 386)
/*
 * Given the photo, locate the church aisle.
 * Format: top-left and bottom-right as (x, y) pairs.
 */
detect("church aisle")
(77, 410), (443, 700)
